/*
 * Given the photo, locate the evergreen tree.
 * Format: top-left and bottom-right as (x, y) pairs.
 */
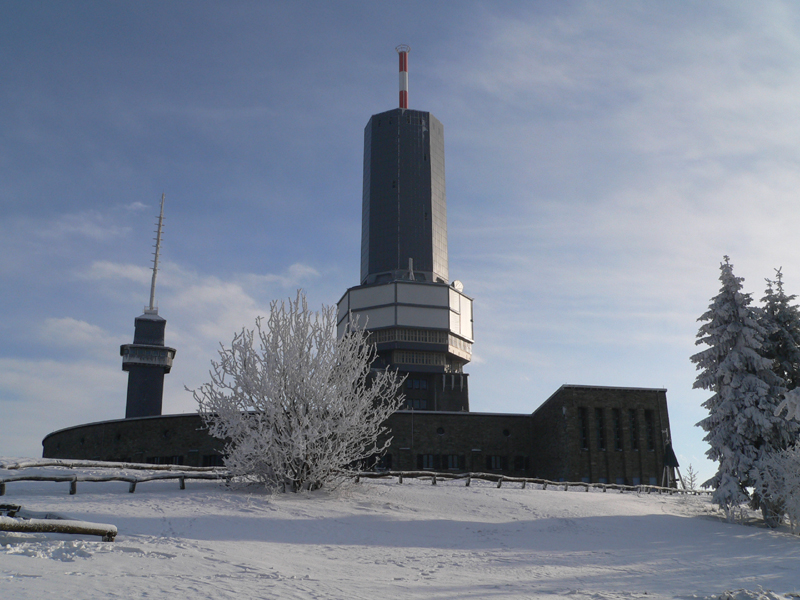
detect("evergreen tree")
(759, 268), (800, 391)
(691, 257), (790, 520)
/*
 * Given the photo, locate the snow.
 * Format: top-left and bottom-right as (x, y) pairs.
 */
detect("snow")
(2, 459), (799, 599)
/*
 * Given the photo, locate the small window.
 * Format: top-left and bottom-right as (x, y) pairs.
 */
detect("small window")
(446, 455), (462, 470)
(486, 455), (507, 471)
(202, 454), (225, 467)
(419, 454), (435, 470)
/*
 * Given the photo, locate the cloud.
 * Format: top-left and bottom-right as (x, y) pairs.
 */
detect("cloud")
(39, 318), (125, 354)
(38, 210), (130, 241)
(80, 260), (152, 285)
(125, 201), (149, 211)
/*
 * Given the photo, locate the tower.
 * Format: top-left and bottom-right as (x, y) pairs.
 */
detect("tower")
(120, 194), (176, 418)
(338, 46), (473, 411)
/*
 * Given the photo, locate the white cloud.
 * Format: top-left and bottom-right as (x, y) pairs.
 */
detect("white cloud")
(39, 318), (125, 353)
(38, 210), (129, 241)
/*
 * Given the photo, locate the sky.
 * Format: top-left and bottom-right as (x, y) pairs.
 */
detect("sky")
(3, 1), (800, 483)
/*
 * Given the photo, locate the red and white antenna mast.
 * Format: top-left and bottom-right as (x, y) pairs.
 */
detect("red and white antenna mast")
(396, 44), (410, 109)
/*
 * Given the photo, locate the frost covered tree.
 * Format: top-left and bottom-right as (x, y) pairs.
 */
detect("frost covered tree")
(759, 268), (800, 392)
(691, 257), (792, 522)
(192, 291), (405, 492)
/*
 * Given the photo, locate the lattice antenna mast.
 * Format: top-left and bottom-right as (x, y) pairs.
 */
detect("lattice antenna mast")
(396, 44), (410, 109)
(147, 194), (166, 314)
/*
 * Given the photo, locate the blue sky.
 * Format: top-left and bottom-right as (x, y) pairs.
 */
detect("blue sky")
(3, 1), (800, 483)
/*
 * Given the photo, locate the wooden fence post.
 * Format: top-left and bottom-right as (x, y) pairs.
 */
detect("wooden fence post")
(398, 474), (403, 484)
(496, 477), (503, 488)
(431, 475), (437, 485)
(69, 479), (77, 495)
(129, 481), (136, 493)
(0, 482), (5, 496)
(465, 476), (470, 487)
(179, 477), (185, 490)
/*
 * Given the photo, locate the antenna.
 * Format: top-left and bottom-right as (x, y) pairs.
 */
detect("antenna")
(396, 44), (410, 109)
(146, 194), (165, 314)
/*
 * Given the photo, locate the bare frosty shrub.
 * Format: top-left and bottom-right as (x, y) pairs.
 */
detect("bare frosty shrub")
(192, 291), (404, 492)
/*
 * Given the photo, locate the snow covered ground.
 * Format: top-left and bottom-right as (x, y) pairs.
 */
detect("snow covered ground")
(1, 459), (799, 599)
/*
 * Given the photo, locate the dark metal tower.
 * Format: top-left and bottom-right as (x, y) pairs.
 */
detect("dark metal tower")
(120, 195), (176, 418)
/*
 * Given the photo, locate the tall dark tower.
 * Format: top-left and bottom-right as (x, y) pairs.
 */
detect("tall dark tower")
(120, 195), (176, 418)
(338, 46), (473, 411)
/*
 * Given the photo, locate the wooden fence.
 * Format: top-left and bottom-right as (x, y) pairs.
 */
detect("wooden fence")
(350, 470), (712, 495)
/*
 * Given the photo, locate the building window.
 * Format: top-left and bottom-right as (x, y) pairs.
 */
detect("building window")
(407, 398), (428, 410)
(202, 454), (225, 467)
(595, 408), (606, 451)
(376, 453), (392, 471)
(147, 455), (184, 466)
(579, 407), (589, 450)
(419, 454), (435, 470)
(629, 409), (639, 451)
(645, 410), (656, 451)
(486, 455), (507, 471)
(445, 455), (463, 470)
(613, 408), (623, 451)
(406, 378), (428, 390)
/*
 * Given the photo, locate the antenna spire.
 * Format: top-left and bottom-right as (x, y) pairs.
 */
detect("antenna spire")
(396, 44), (410, 109)
(147, 194), (165, 314)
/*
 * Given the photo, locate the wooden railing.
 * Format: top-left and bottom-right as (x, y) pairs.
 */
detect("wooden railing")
(0, 459), (228, 496)
(349, 470), (712, 495)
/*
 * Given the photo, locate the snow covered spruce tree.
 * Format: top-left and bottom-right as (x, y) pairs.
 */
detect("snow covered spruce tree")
(192, 291), (404, 492)
(691, 257), (794, 523)
(759, 268), (800, 392)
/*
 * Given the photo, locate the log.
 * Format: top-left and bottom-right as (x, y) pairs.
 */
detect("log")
(0, 516), (117, 542)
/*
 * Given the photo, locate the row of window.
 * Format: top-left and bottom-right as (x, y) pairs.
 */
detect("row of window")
(393, 350), (448, 366)
(579, 407), (656, 452)
(373, 328), (449, 345)
(144, 454), (224, 467)
(371, 328), (472, 353)
(122, 347), (172, 360)
(415, 454), (528, 472)
(406, 378), (429, 390)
